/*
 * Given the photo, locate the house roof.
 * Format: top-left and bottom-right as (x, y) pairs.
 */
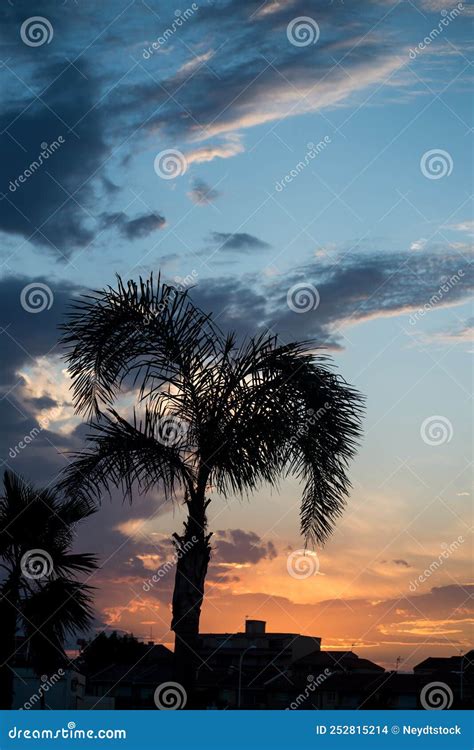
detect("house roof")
(414, 650), (474, 672)
(294, 649), (384, 672)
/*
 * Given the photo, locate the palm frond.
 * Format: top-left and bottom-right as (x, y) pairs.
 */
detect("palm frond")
(60, 273), (222, 418)
(60, 409), (191, 503)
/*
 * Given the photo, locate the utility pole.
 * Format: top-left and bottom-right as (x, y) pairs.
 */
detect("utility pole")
(237, 645), (256, 709)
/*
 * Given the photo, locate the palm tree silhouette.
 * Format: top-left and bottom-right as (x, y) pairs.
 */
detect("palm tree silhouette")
(0, 471), (98, 709)
(60, 273), (363, 704)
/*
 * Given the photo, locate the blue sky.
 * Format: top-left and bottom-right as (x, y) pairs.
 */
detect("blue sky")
(0, 0), (472, 668)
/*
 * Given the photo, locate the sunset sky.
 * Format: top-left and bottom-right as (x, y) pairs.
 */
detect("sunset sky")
(0, 0), (472, 671)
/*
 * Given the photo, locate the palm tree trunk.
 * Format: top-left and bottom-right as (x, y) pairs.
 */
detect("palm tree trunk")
(171, 492), (211, 708)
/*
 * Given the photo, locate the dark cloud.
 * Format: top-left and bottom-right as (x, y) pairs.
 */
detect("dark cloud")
(187, 249), (473, 346)
(0, 60), (107, 257)
(0, 274), (85, 480)
(214, 529), (277, 565)
(101, 176), (120, 195)
(101, 212), (166, 239)
(210, 232), (271, 252)
(380, 559), (411, 567)
(0, 275), (80, 387)
(24, 395), (59, 410)
(188, 179), (221, 205)
(110, 0), (400, 149)
(0, 391), (81, 483)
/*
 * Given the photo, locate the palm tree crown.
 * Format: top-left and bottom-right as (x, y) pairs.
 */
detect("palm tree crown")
(60, 273), (364, 544)
(0, 471), (98, 708)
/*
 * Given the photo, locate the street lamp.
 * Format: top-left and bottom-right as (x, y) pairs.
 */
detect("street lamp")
(237, 645), (256, 709)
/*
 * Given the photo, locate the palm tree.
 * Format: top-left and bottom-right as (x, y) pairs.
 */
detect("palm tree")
(0, 471), (98, 709)
(60, 273), (363, 704)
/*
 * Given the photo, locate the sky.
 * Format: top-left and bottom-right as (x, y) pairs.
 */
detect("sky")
(0, 0), (472, 671)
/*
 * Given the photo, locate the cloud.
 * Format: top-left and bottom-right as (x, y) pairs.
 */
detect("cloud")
(177, 51), (215, 76)
(210, 231), (271, 252)
(189, 247), (473, 347)
(214, 529), (277, 565)
(0, 275), (87, 477)
(419, 317), (474, 347)
(109, 1), (405, 158)
(185, 136), (245, 165)
(101, 212), (166, 239)
(188, 179), (221, 205)
(0, 275), (80, 387)
(410, 238), (428, 251)
(446, 220), (474, 236)
(24, 395), (59, 410)
(0, 60), (107, 257)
